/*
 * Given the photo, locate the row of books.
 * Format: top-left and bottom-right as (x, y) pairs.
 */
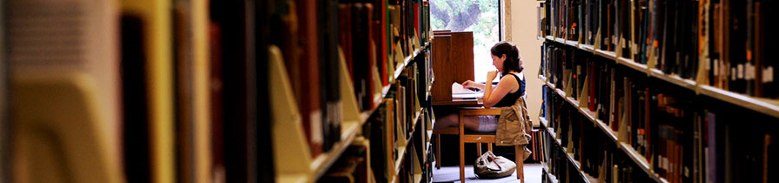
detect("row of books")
(367, 59), (430, 182)
(3, 0), (276, 182)
(540, 72), (779, 183)
(271, 0), (343, 159)
(537, 0), (779, 99)
(541, 42), (619, 123)
(529, 129), (548, 162)
(543, 84), (671, 183)
(271, 0), (431, 159)
(540, 123), (594, 183)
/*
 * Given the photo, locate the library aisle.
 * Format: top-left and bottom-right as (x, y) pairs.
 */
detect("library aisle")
(3, 0), (779, 183)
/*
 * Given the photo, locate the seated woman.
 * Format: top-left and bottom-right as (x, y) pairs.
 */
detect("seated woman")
(433, 41), (526, 132)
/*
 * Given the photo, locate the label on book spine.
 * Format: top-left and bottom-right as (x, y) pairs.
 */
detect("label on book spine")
(714, 59), (719, 76)
(311, 111), (323, 143)
(685, 166), (690, 178)
(588, 31), (592, 41)
(621, 37), (626, 49)
(738, 64), (744, 79)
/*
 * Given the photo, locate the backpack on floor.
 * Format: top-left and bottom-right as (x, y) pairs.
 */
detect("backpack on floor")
(473, 151), (516, 179)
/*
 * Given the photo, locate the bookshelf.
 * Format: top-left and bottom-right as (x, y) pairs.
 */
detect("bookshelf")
(271, 40), (432, 183)
(539, 76), (671, 183)
(4, 0), (437, 182)
(535, 0), (779, 178)
(541, 165), (560, 183)
(539, 116), (598, 183)
(537, 36), (779, 118)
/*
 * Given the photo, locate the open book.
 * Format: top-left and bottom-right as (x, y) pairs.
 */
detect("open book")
(451, 82), (484, 99)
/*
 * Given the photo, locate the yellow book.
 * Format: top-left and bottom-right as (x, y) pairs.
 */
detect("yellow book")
(120, 0), (175, 182)
(172, 0), (212, 182)
(384, 98), (396, 180)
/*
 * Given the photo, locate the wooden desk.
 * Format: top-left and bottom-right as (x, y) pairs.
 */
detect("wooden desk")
(431, 98), (481, 106)
(432, 91), (488, 106)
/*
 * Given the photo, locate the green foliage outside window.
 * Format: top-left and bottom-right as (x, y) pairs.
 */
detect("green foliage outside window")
(431, 0), (500, 82)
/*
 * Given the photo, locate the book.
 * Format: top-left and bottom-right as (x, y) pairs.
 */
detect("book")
(119, 0), (176, 181)
(319, 0), (342, 154)
(257, 1), (276, 182)
(172, 0), (213, 182)
(212, 0), (258, 181)
(296, 0), (325, 155)
(0, 0), (7, 180)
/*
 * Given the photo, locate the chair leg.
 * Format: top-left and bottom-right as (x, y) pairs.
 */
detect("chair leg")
(459, 137), (465, 183)
(436, 134), (441, 169)
(477, 143), (482, 156)
(460, 113), (466, 183)
(488, 143), (493, 152)
(515, 145), (524, 183)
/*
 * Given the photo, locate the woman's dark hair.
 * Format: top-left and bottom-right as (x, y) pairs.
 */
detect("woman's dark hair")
(490, 41), (523, 76)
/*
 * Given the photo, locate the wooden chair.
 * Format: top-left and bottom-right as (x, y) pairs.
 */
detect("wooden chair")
(434, 127), (497, 169)
(457, 108), (525, 183)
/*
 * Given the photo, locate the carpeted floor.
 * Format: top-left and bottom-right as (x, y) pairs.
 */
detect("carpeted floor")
(431, 163), (542, 183)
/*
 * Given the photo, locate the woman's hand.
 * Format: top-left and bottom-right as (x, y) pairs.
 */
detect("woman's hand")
(462, 80), (477, 89)
(487, 70), (499, 81)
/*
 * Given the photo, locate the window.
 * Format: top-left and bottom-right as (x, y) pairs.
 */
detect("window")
(430, 0), (501, 83)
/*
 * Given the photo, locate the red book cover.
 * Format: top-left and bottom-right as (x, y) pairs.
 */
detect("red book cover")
(372, 21), (386, 87)
(339, 4), (354, 81)
(372, 1), (388, 87)
(379, 0), (388, 86)
(365, 3), (376, 108)
(414, 2), (419, 41)
(645, 87), (651, 161)
(296, 0), (323, 156)
(208, 22), (225, 177)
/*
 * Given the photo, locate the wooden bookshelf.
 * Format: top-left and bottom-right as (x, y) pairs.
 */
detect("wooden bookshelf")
(541, 36), (779, 118)
(539, 76), (671, 183)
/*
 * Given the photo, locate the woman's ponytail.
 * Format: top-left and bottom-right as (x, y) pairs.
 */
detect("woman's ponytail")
(490, 41), (524, 76)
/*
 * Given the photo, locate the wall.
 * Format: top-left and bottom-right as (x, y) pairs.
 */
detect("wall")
(505, 0), (543, 126)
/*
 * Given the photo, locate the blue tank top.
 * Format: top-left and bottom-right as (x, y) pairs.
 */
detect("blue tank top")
(493, 73), (526, 107)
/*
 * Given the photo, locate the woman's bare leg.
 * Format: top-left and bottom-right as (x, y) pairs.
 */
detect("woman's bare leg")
(433, 113), (480, 131)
